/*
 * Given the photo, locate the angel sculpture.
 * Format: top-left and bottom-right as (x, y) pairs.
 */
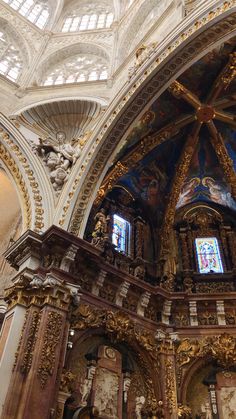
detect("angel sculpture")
(35, 130), (90, 191)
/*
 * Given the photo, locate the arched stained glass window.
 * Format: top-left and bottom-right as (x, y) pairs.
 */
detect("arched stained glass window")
(2, 0), (50, 29)
(195, 237), (224, 274)
(62, 11), (113, 32)
(112, 214), (130, 254)
(0, 30), (23, 82)
(43, 54), (108, 86)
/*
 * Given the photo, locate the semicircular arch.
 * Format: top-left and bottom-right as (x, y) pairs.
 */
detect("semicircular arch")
(0, 113), (54, 233)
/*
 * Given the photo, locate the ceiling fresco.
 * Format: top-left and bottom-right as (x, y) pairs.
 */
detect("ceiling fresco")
(97, 39), (236, 226)
(117, 134), (187, 222)
(177, 131), (236, 211)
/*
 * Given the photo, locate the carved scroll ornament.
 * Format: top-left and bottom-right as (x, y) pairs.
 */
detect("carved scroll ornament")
(177, 333), (236, 369)
(37, 311), (63, 388)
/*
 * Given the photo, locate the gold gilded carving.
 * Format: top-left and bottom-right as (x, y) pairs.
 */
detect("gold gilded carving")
(59, 369), (76, 393)
(169, 81), (185, 98)
(95, 161), (128, 205)
(210, 133), (236, 200)
(5, 274), (72, 311)
(195, 282), (234, 293)
(225, 309), (236, 325)
(165, 358), (177, 413)
(0, 141), (31, 229)
(177, 334), (236, 369)
(0, 130), (44, 232)
(13, 309), (28, 370)
(178, 404), (192, 418)
(184, 207), (222, 232)
(72, 305), (160, 409)
(95, 161), (128, 206)
(94, 126), (176, 207)
(198, 311), (217, 325)
(37, 311), (63, 388)
(161, 137), (197, 257)
(220, 51), (236, 88)
(73, 304), (160, 361)
(21, 310), (41, 374)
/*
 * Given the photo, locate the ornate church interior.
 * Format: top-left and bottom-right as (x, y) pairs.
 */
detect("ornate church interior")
(0, 0), (236, 418)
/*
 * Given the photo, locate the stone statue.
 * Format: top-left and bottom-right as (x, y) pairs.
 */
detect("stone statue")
(80, 365), (96, 407)
(160, 230), (177, 291)
(33, 130), (89, 192)
(80, 378), (92, 406)
(128, 42), (157, 79)
(92, 209), (110, 247)
(135, 396), (145, 419)
(59, 369), (76, 394)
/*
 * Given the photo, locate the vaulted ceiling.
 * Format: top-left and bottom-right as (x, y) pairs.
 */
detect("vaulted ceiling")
(93, 39), (236, 228)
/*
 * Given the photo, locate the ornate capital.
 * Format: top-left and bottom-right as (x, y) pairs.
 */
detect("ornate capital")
(4, 273), (73, 311)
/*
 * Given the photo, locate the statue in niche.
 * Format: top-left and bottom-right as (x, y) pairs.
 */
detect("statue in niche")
(91, 209), (110, 247)
(135, 396), (145, 419)
(160, 230), (177, 291)
(33, 130), (89, 192)
(128, 42), (157, 79)
(200, 401), (212, 419)
(80, 365), (96, 407)
(134, 264), (145, 280)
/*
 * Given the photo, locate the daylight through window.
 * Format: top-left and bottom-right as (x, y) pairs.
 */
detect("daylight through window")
(195, 237), (224, 274)
(2, 0), (49, 29)
(112, 214), (130, 254)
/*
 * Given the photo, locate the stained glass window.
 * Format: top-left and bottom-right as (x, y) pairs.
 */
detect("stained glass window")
(195, 237), (223, 274)
(112, 214), (130, 254)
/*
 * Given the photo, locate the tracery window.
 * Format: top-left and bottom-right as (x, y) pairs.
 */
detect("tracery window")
(112, 214), (130, 254)
(2, 0), (49, 29)
(43, 54), (108, 86)
(0, 30), (22, 81)
(195, 237), (224, 274)
(62, 11), (113, 32)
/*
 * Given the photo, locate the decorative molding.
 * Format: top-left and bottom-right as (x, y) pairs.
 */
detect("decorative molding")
(176, 333), (236, 369)
(0, 115), (54, 232)
(0, 137), (32, 230)
(21, 310), (41, 374)
(37, 311), (63, 389)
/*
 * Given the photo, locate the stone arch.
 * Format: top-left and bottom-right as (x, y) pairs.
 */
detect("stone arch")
(0, 113), (54, 233)
(66, 324), (162, 408)
(63, 5), (236, 237)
